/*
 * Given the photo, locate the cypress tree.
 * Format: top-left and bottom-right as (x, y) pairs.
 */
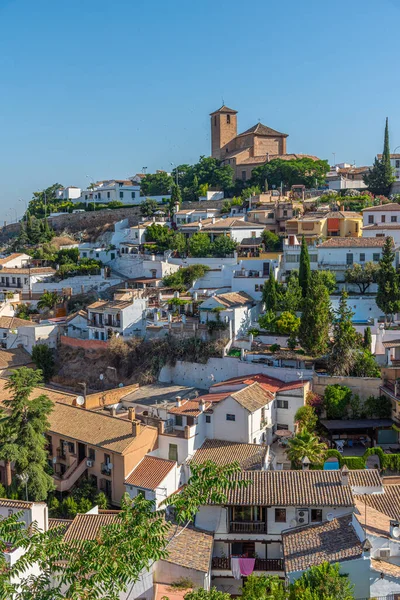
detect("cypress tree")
(169, 184), (182, 215)
(364, 118), (395, 196)
(376, 236), (400, 324)
(298, 274), (331, 356)
(299, 235), (311, 298)
(328, 291), (358, 376)
(262, 271), (278, 312)
(383, 117), (391, 169)
(363, 326), (372, 350)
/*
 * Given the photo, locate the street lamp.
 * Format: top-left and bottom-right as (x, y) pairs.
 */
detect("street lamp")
(17, 472), (29, 501)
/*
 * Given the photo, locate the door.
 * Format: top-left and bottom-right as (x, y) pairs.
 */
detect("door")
(78, 443), (86, 462)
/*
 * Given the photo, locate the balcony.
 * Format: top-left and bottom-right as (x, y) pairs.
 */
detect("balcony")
(56, 447), (66, 460)
(233, 270), (265, 279)
(229, 521), (267, 533)
(101, 462), (112, 476)
(212, 557), (283, 572)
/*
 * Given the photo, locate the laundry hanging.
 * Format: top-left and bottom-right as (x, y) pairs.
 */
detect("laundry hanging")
(231, 557), (241, 580)
(239, 557), (256, 576)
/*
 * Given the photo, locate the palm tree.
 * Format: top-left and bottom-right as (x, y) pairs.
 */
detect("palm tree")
(286, 431), (327, 468)
(37, 291), (62, 311)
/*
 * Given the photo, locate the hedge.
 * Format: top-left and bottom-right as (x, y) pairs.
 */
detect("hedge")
(341, 456), (366, 470)
(313, 447), (400, 471)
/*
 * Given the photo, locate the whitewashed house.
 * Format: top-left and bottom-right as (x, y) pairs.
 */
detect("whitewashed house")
(199, 291), (260, 339)
(124, 455), (179, 508)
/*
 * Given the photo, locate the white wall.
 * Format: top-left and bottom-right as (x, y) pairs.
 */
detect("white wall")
(155, 561), (209, 590)
(6, 324), (59, 354)
(330, 295), (382, 322)
(363, 207), (400, 227)
(0, 254), (30, 268)
(363, 227), (400, 246)
(125, 464), (180, 508)
(32, 274), (122, 295)
(370, 570), (400, 598)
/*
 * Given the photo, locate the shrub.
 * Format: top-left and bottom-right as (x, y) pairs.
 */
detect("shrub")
(323, 385), (352, 419)
(325, 449), (343, 467)
(269, 343), (281, 352)
(275, 311), (300, 336)
(341, 456), (366, 469)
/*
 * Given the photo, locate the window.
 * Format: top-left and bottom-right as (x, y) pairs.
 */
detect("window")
(131, 192), (135, 199)
(24, 278), (28, 284)
(168, 444), (178, 461)
(275, 508), (286, 523)
(392, 216), (398, 223)
(311, 509), (322, 522)
(94, 331), (99, 340)
(175, 415), (183, 426)
(396, 160), (400, 168)
(286, 254), (300, 263)
(226, 414), (236, 421)
(226, 147), (229, 153)
(309, 254), (318, 262)
(137, 489), (146, 498)
(368, 215), (374, 224)
(255, 284), (259, 292)
(12, 278), (15, 284)
(107, 191), (110, 199)
(214, 116), (216, 126)
(96, 253), (99, 258)
(82, 252), (87, 258)
(227, 114), (231, 124)
(359, 253), (365, 262)
(268, 212), (274, 219)
(68, 442), (75, 454)
(277, 423), (289, 430)
(88, 448), (95, 461)
(277, 400), (288, 409)
(120, 191), (124, 199)
(206, 415), (211, 423)
(150, 269), (157, 278)
(373, 253), (380, 261)
(283, 209), (287, 217)
(242, 171), (247, 181)
(251, 231), (256, 238)
(381, 215), (386, 223)
(346, 253), (353, 265)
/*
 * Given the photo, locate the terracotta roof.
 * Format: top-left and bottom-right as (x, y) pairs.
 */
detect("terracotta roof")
(0, 378), (75, 406)
(48, 518), (73, 533)
(371, 559), (400, 577)
(206, 291), (255, 308)
(282, 516), (363, 573)
(85, 384), (139, 408)
(363, 224), (400, 230)
(210, 373), (307, 393)
(318, 237), (386, 248)
(203, 218), (262, 230)
(191, 439), (267, 470)
(0, 267), (55, 275)
(165, 525), (213, 572)
(169, 399), (212, 417)
(210, 105), (237, 115)
(125, 456), (175, 489)
(230, 382), (273, 412)
(348, 469), (382, 489)
(237, 123), (287, 138)
(65, 310), (88, 323)
(211, 470), (367, 507)
(0, 498), (37, 509)
(47, 403), (151, 454)
(63, 513), (118, 542)
(0, 316), (35, 329)
(0, 347), (33, 369)
(362, 203), (400, 212)
(383, 339), (400, 349)
(179, 218), (215, 228)
(87, 300), (133, 311)
(354, 484), (400, 521)
(354, 499), (391, 538)
(0, 253), (27, 265)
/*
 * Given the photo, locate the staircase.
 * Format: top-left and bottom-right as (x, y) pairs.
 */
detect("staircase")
(54, 459), (88, 493)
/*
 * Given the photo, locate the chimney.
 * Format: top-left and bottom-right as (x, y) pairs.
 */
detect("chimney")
(111, 406), (117, 417)
(211, 217), (216, 224)
(128, 407), (136, 421)
(198, 399), (205, 412)
(184, 425), (191, 439)
(157, 420), (165, 434)
(175, 396), (182, 407)
(301, 456), (311, 471)
(341, 465), (349, 486)
(132, 420), (141, 437)
(340, 205), (344, 211)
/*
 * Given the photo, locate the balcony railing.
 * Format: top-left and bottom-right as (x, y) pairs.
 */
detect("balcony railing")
(56, 448), (66, 460)
(101, 463), (112, 476)
(229, 521), (267, 533)
(212, 557), (283, 572)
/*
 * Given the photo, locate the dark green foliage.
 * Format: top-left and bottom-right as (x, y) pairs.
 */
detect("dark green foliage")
(188, 232), (212, 257)
(364, 119), (395, 196)
(241, 574), (286, 600)
(25, 183), (64, 219)
(298, 274), (331, 356)
(363, 326), (372, 349)
(185, 589), (231, 600)
(323, 385), (353, 419)
(262, 271), (278, 312)
(328, 291), (359, 376)
(288, 562), (354, 600)
(170, 183), (182, 213)
(140, 198), (159, 217)
(145, 223), (176, 252)
(341, 456), (366, 470)
(279, 271), (302, 313)
(376, 237), (400, 322)
(31, 344), (55, 382)
(172, 156), (234, 198)
(211, 235), (238, 257)
(364, 394), (392, 418)
(262, 230), (281, 251)
(0, 368), (54, 501)
(314, 270), (337, 294)
(298, 236), (311, 298)
(351, 350), (380, 377)
(162, 264), (210, 291)
(140, 172), (173, 195)
(344, 262), (380, 294)
(250, 157), (330, 190)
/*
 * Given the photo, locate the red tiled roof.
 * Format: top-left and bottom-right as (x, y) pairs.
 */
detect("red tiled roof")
(210, 373), (307, 393)
(125, 456), (175, 489)
(169, 399), (212, 416)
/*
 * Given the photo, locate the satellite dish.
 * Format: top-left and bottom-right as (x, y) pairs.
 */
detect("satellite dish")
(118, 383), (124, 388)
(52, 457), (57, 464)
(326, 513), (334, 522)
(76, 396), (85, 406)
(290, 519), (297, 527)
(393, 526), (400, 539)
(99, 374), (104, 381)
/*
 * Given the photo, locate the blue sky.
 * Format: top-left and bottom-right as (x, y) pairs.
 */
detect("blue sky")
(0, 0), (399, 220)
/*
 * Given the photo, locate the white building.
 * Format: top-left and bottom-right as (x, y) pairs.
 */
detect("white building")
(0, 253), (31, 269)
(362, 203), (400, 227)
(230, 258), (280, 301)
(199, 291), (260, 339)
(0, 267), (55, 297)
(65, 310), (89, 339)
(174, 208), (220, 226)
(77, 179), (170, 206)
(124, 455), (179, 508)
(325, 164), (368, 191)
(55, 186), (81, 201)
(87, 296), (147, 341)
(282, 235), (318, 275)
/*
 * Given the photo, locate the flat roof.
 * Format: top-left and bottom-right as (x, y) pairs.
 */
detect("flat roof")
(320, 419), (393, 430)
(121, 383), (206, 407)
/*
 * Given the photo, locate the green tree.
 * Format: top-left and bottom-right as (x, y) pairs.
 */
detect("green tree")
(174, 232), (187, 255)
(94, 491), (109, 509)
(363, 326), (372, 349)
(262, 271), (279, 312)
(140, 172), (173, 196)
(299, 236), (311, 298)
(323, 385), (352, 419)
(279, 272), (302, 313)
(376, 236), (400, 323)
(185, 589), (231, 600)
(31, 344), (55, 383)
(275, 311), (300, 336)
(27, 183), (64, 219)
(169, 183), (182, 214)
(140, 198), (159, 217)
(328, 291), (359, 376)
(287, 431), (327, 467)
(211, 236), (238, 257)
(241, 574), (286, 600)
(2, 368), (54, 500)
(294, 405), (318, 433)
(188, 232), (212, 257)
(251, 158), (329, 190)
(344, 261), (380, 294)
(163, 265), (210, 291)
(364, 118), (395, 196)
(364, 394), (392, 418)
(352, 350), (380, 378)
(314, 270), (336, 294)
(258, 310), (277, 332)
(289, 562), (354, 600)
(145, 223), (176, 252)
(0, 461), (246, 600)
(262, 230), (281, 251)
(37, 291), (61, 311)
(298, 275), (331, 356)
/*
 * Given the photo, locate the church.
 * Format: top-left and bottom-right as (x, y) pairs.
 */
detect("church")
(210, 105), (316, 182)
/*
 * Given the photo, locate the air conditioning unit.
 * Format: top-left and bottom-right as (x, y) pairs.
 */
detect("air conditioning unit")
(86, 460), (94, 468)
(296, 508), (309, 525)
(380, 548), (391, 559)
